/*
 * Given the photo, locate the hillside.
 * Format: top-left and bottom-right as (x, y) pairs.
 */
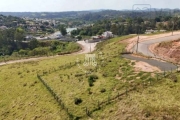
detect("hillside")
(0, 36), (180, 119)
(0, 14), (25, 27)
(1, 9), (180, 20)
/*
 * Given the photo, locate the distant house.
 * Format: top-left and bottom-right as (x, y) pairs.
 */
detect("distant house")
(145, 29), (155, 34)
(145, 29), (166, 34)
(66, 28), (77, 35)
(144, 21), (150, 24)
(145, 29), (159, 34)
(92, 35), (102, 40)
(159, 30), (167, 32)
(25, 35), (34, 40)
(156, 22), (169, 27)
(0, 26), (8, 30)
(102, 31), (114, 38)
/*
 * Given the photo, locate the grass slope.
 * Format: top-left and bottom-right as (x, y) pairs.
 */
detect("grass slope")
(0, 35), (180, 120)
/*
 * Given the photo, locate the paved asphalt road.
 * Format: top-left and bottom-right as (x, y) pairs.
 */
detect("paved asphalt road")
(123, 34), (180, 71)
(134, 34), (180, 57)
(122, 54), (177, 71)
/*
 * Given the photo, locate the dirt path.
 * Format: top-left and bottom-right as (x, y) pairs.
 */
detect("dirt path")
(0, 41), (98, 66)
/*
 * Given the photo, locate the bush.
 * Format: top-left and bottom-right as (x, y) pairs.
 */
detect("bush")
(100, 88), (106, 93)
(88, 77), (94, 87)
(29, 47), (50, 56)
(75, 73), (84, 77)
(88, 74), (98, 87)
(89, 74), (98, 79)
(131, 62), (135, 65)
(102, 73), (108, 77)
(19, 49), (29, 56)
(74, 98), (82, 105)
(87, 88), (92, 94)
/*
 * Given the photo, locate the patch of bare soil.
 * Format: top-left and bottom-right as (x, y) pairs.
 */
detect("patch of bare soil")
(132, 60), (161, 72)
(151, 39), (180, 64)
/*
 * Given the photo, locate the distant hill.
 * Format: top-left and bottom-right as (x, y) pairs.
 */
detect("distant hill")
(0, 9), (180, 21)
(0, 14), (25, 27)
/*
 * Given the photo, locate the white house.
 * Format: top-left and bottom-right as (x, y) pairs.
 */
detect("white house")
(0, 26), (8, 30)
(102, 31), (114, 38)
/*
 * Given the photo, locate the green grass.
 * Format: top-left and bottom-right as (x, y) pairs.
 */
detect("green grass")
(0, 35), (180, 119)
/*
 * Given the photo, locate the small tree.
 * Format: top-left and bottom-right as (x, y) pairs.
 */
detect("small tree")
(74, 98), (82, 105)
(59, 25), (67, 36)
(88, 75), (98, 87)
(77, 35), (82, 40)
(19, 49), (28, 56)
(29, 38), (39, 50)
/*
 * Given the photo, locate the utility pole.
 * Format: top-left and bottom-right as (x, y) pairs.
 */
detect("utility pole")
(136, 34), (139, 53)
(90, 42), (91, 52)
(2, 51), (5, 63)
(172, 21), (174, 36)
(135, 23), (140, 53)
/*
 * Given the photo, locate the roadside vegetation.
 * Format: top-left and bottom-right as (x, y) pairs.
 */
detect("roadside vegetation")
(0, 28), (81, 62)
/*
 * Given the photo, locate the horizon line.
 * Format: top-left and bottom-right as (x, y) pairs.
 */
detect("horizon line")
(0, 8), (180, 13)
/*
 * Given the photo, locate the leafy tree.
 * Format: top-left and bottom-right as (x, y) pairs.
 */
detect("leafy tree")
(43, 22), (49, 26)
(29, 38), (39, 50)
(59, 25), (67, 36)
(14, 27), (25, 41)
(110, 24), (118, 35)
(77, 36), (82, 40)
(19, 49), (28, 56)
(98, 29), (104, 35)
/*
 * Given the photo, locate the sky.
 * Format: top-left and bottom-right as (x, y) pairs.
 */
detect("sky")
(0, 0), (179, 12)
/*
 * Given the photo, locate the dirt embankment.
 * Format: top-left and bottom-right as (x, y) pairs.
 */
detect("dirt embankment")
(150, 39), (180, 64)
(133, 60), (161, 72)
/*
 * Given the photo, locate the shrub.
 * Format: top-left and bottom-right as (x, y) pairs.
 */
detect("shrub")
(88, 77), (94, 87)
(131, 62), (135, 65)
(75, 73), (84, 77)
(89, 74), (98, 79)
(74, 98), (82, 105)
(19, 49), (29, 56)
(102, 73), (108, 77)
(23, 83), (27, 87)
(158, 41), (172, 48)
(100, 88), (106, 93)
(87, 88), (92, 94)
(88, 74), (98, 87)
(168, 74), (178, 83)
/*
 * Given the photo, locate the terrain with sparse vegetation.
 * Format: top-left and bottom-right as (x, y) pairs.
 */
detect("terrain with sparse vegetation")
(1, 35), (180, 119)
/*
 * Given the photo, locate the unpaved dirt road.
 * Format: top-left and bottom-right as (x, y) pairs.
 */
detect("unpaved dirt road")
(0, 41), (98, 66)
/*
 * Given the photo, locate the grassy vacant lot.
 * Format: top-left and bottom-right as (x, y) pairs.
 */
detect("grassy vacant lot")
(0, 35), (180, 120)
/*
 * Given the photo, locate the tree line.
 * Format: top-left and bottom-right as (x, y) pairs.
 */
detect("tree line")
(0, 28), (80, 56)
(71, 16), (180, 37)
